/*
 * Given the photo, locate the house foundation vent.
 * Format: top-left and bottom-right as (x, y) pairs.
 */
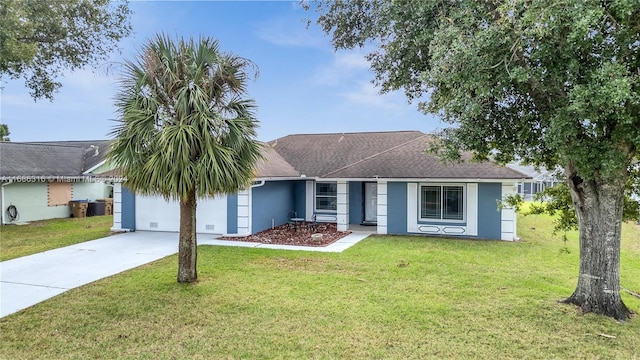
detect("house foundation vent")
(205, 224), (215, 231)
(150, 222), (158, 228)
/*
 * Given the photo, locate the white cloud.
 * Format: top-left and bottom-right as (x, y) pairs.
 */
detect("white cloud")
(0, 90), (34, 108)
(62, 67), (118, 90)
(339, 81), (403, 110)
(312, 50), (370, 86)
(311, 49), (404, 110)
(256, 15), (326, 49)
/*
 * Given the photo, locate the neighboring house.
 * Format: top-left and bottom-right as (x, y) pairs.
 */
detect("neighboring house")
(506, 163), (560, 201)
(0, 141), (112, 223)
(112, 131), (530, 241)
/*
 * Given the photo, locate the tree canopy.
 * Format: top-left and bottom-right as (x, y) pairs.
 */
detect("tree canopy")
(311, 0), (639, 171)
(310, 0), (640, 320)
(0, 0), (131, 100)
(0, 124), (9, 141)
(108, 34), (263, 282)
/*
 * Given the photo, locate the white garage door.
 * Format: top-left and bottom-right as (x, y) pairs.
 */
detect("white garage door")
(135, 194), (227, 234)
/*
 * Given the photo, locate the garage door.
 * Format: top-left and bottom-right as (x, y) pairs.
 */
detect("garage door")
(135, 194), (227, 234)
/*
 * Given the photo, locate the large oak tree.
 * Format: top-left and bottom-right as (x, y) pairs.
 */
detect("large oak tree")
(108, 34), (263, 283)
(309, 0), (640, 320)
(0, 0), (131, 100)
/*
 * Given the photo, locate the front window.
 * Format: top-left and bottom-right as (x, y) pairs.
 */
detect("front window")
(316, 182), (337, 211)
(420, 184), (464, 221)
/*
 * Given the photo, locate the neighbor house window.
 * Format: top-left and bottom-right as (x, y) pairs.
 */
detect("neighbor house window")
(420, 184), (464, 221)
(48, 182), (72, 206)
(315, 182), (337, 211)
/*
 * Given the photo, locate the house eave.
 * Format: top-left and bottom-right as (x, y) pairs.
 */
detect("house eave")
(254, 176), (310, 181)
(380, 177), (530, 183)
(83, 159), (107, 175)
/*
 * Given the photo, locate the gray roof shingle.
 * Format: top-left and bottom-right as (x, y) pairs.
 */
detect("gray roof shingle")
(266, 131), (528, 180)
(268, 131), (425, 177)
(1, 132), (528, 181)
(254, 144), (300, 178)
(0, 141), (111, 177)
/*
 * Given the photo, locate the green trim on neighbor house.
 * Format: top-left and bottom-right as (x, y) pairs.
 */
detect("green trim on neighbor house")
(89, 161), (116, 175)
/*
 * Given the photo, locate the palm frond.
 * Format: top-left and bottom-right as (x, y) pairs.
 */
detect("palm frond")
(107, 33), (263, 202)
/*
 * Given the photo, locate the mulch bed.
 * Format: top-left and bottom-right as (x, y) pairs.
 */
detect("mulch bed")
(219, 222), (351, 247)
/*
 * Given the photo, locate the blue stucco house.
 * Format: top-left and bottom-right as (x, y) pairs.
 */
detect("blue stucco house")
(110, 131), (529, 241)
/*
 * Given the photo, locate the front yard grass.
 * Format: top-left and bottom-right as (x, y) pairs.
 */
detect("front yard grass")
(0, 213), (638, 359)
(0, 216), (113, 261)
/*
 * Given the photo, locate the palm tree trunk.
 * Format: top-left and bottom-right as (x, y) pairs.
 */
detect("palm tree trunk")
(563, 171), (631, 321)
(177, 188), (198, 283)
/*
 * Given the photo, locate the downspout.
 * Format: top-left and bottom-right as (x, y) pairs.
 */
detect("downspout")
(242, 180), (265, 234)
(1, 180), (14, 224)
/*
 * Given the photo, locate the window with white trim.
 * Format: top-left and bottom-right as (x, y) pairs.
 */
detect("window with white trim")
(420, 184), (465, 221)
(315, 182), (337, 212)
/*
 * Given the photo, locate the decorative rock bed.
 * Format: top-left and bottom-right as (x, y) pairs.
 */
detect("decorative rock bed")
(219, 222), (350, 247)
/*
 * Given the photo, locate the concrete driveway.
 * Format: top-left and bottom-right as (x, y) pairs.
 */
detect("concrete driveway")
(1, 231), (370, 318)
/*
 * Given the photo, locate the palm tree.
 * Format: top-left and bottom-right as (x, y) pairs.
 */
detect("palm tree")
(108, 34), (263, 283)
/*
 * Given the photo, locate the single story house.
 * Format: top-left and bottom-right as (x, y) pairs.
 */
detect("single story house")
(0, 141), (112, 223)
(111, 131), (529, 241)
(506, 163), (560, 201)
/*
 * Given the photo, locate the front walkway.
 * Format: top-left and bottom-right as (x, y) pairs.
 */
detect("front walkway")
(0, 231), (371, 318)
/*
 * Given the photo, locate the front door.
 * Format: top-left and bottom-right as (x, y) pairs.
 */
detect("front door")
(363, 182), (377, 224)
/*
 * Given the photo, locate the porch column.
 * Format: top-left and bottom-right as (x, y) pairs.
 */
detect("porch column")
(305, 180), (314, 221)
(237, 188), (251, 235)
(110, 182), (123, 232)
(337, 181), (349, 231)
(377, 180), (388, 234)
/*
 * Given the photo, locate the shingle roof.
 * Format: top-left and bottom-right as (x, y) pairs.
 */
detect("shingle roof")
(268, 131), (425, 177)
(254, 144), (300, 178)
(506, 163), (558, 182)
(98, 144), (301, 180)
(325, 135), (527, 179)
(23, 140), (112, 171)
(0, 141), (111, 178)
(1, 132), (528, 181)
(266, 131), (528, 180)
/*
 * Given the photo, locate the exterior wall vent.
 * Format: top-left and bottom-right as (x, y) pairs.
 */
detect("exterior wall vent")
(205, 224), (215, 231)
(150, 222), (158, 228)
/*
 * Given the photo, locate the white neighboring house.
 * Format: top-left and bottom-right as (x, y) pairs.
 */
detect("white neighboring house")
(0, 141), (113, 223)
(507, 163), (560, 201)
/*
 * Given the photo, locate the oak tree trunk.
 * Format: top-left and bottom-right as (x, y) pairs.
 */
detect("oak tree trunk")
(177, 188), (198, 283)
(564, 170), (631, 321)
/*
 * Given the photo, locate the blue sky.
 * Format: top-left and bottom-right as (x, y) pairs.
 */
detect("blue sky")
(1, 1), (441, 142)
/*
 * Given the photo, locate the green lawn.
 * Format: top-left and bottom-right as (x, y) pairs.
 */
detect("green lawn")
(0, 216), (114, 261)
(0, 212), (638, 359)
